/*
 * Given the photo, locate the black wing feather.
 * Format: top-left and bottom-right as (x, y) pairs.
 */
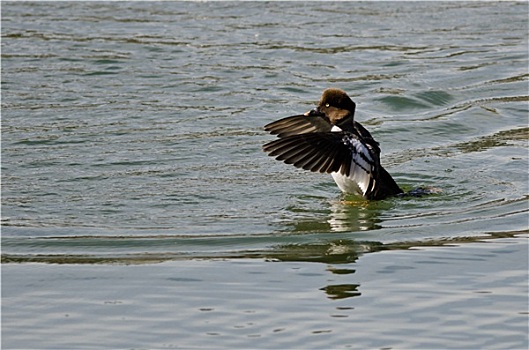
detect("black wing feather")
(263, 133), (351, 175)
(264, 115), (333, 137)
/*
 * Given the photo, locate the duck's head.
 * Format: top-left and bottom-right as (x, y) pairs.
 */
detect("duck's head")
(305, 88), (356, 128)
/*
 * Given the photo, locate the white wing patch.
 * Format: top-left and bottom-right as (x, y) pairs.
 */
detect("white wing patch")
(331, 136), (375, 196)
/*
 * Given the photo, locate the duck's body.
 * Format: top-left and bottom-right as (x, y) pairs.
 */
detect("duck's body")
(263, 88), (403, 200)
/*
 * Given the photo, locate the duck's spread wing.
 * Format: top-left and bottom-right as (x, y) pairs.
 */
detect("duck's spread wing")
(262, 132), (378, 181)
(263, 113), (405, 199)
(264, 115), (333, 138)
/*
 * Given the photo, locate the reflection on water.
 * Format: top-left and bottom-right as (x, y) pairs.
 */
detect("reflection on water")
(271, 239), (362, 265)
(328, 199), (386, 232)
(280, 194), (391, 234)
(321, 284), (361, 300)
(4, 235), (526, 350)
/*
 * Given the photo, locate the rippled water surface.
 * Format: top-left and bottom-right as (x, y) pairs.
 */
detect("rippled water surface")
(2, 2), (528, 349)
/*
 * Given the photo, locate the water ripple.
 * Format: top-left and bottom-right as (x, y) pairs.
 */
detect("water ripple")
(1, 0), (527, 266)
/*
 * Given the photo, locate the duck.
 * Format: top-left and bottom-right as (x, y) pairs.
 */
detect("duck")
(262, 88), (403, 200)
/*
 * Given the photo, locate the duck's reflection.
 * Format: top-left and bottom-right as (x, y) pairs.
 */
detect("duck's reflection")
(321, 283), (361, 300)
(327, 199), (383, 232)
(269, 239), (362, 264)
(282, 195), (388, 235)
(269, 238), (373, 300)
(269, 196), (393, 299)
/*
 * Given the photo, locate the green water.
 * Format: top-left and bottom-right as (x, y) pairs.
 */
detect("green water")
(2, 2), (528, 349)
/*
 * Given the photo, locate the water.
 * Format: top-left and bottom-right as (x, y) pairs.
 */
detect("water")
(2, 2), (528, 349)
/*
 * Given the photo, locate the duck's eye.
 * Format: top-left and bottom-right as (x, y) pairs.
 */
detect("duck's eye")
(325, 103), (330, 108)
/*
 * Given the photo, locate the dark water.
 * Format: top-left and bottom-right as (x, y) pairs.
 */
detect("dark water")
(2, 2), (528, 349)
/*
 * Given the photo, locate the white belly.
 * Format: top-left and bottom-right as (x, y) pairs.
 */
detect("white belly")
(331, 172), (364, 197)
(329, 124), (372, 198)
